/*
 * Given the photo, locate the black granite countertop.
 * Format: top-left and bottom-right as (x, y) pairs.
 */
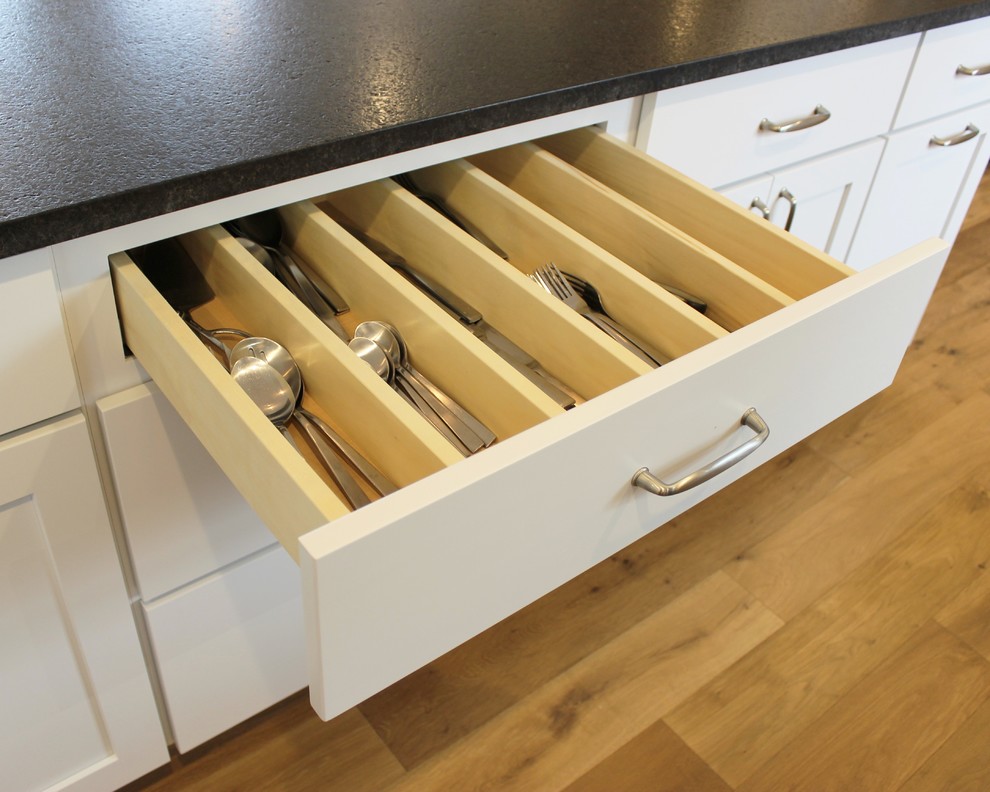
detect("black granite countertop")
(3, 0), (990, 260)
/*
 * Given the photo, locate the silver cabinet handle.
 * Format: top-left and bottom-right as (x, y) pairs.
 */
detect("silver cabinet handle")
(776, 188), (797, 231)
(632, 408), (770, 496)
(759, 104), (831, 133)
(749, 197), (770, 220)
(930, 123), (980, 147)
(957, 63), (990, 76)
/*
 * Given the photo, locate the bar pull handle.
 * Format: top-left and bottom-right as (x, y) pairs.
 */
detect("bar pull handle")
(930, 123), (980, 147)
(776, 188), (797, 231)
(759, 104), (831, 133)
(632, 408), (770, 496)
(957, 63), (990, 76)
(749, 197), (770, 220)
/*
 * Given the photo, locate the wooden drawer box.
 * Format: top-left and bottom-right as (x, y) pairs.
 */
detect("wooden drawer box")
(109, 126), (947, 721)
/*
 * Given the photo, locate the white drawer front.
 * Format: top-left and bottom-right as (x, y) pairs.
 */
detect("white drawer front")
(637, 35), (919, 188)
(98, 383), (276, 600)
(142, 545), (306, 752)
(108, 127), (946, 724)
(0, 248), (79, 435)
(301, 240), (945, 719)
(847, 102), (990, 269)
(897, 16), (990, 128)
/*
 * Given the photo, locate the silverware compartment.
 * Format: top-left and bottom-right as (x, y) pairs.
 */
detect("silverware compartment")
(399, 159), (728, 356)
(112, 230), (464, 531)
(272, 198), (567, 432)
(534, 127), (854, 299)
(303, 178), (653, 403)
(466, 141), (797, 332)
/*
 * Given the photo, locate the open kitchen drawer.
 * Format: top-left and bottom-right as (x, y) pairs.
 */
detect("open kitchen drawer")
(109, 127), (947, 720)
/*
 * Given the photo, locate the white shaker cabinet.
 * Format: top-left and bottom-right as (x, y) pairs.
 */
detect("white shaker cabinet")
(97, 383), (307, 752)
(847, 102), (990, 270)
(638, 17), (990, 269)
(718, 139), (884, 261)
(0, 414), (165, 792)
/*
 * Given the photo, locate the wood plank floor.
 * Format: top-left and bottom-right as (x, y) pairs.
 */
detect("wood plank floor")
(126, 170), (990, 792)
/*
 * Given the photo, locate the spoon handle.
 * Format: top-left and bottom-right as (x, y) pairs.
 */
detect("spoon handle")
(277, 254), (350, 342)
(588, 312), (667, 367)
(287, 248), (350, 315)
(394, 376), (472, 456)
(294, 412), (371, 509)
(296, 408), (396, 496)
(403, 365), (496, 448)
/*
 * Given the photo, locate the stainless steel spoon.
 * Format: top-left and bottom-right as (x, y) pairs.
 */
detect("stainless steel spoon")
(348, 335), (471, 455)
(234, 236), (349, 343)
(230, 337), (383, 504)
(355, 321), (495, 451)
(230, 355), (296, 432)
(230, 211), (350, 314)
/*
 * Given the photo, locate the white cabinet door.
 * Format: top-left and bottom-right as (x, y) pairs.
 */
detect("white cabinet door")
(765, 139), (885, 262)
(847, 102), (990, 270)
(142, 545), (306, 753)
(717, 140), (884, 263)
(0, 415), (165, 792)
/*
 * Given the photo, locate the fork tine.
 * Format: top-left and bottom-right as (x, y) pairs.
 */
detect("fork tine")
(530, 270), (552, 295)
(531, 267), (553, 297)
(562, 270), (586, 289)
(545, 263), (574, 299)
(562, 272), (589, 297)
(542, 266), (568, 300)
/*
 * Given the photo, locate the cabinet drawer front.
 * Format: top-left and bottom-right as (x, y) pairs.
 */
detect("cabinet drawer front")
(897, 16), (990, 128)
(846, 102), (990, 270)
(301, 240), (945, 719)
(98, 383), (277, 601)
(637, 35), (918, 189)
(0, 248), (79, 435)
(109, 128), (947, 722)
(142, 545), (305, 752)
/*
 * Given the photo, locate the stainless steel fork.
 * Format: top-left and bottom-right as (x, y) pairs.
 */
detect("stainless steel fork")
(530, 264), (663, 367)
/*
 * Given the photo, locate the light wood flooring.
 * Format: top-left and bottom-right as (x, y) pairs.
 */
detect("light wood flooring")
(127, 171), (990, 791)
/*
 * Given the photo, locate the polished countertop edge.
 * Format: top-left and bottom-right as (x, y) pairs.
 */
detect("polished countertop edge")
(4, 3), (990, 261)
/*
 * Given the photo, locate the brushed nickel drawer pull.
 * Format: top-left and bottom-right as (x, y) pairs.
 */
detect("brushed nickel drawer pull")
(749, 197), (771, 220)
(930, 123), (980, 147)
(632, 408), (770, 496)
(776, 188), (797, 231)
(759, 104), (831, 133)
(957, 63), (990, 76)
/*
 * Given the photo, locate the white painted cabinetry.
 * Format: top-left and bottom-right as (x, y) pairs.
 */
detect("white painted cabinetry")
(719, 139), (884, 262)
(637, 36), (917, 190)
(638, 16), (990, 269)
(0, 415), (165, 792)
(896, 15), (990, 128)
(0, 249), (80, 436)
(97, 383), (307, 752)
(847, 102), (990, 269)
(0, 248), (165, 791)
(5, 15), (989, 771)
